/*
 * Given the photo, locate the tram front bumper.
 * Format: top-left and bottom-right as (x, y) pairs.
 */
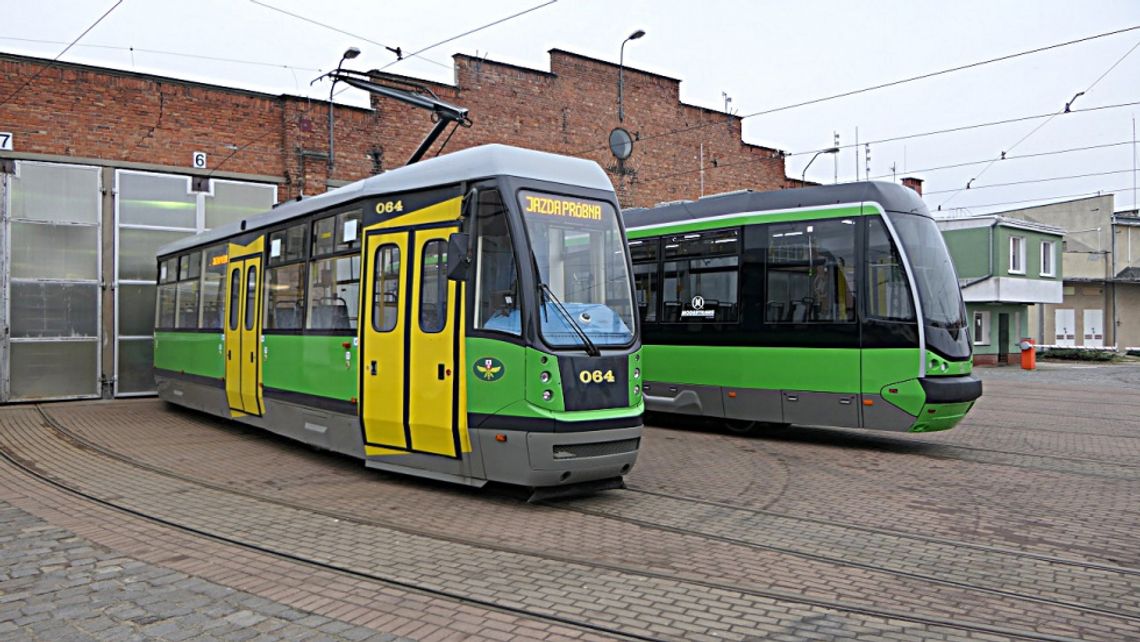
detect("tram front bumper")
(474, 424), (641, 488)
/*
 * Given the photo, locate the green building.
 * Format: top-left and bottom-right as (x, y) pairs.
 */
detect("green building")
(938, 216), (1064, 365)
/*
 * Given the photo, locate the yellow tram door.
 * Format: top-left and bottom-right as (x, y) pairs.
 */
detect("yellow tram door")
(406, 227), (462, 457)
(223, 238), (265, 416)
(361, 231), (409, 448)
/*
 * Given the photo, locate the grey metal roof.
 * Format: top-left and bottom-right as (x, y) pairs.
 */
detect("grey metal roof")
(622, 181), (929, 229)
(158, 144), (613, 256)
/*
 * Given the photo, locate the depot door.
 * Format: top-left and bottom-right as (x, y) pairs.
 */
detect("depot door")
(1083, 309), (1104, 347)
(224, 238), (264, 415)
(1054, 309), (1075, 347)
(361, 223), (462, 458)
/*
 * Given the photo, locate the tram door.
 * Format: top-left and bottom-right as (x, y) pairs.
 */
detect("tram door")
(361, 198), (465, 458)
(224, 238), (265, 416)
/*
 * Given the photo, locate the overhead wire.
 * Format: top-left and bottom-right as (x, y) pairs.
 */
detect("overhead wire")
(572, 23), (1140, 157)
(635, 102), (1140, 184)
(214, 0), (559, 176)
(938, 186), (1136, 213)
(0, 36), (323, 72)
(867, 140), (1138, 179)
(922, 168), (1139, 196)
(936, 35), (1140, 209)
(0, 0), (124, 108)
(377, 0), (557, 73)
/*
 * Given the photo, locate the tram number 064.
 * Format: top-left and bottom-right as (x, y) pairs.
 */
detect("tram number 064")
(375, 200), (404, 214)
(578, 369), (616, 384)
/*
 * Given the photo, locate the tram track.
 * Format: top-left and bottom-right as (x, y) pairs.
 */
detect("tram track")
(3, 413), (656, 642)
(14, 404), (1138, 641)
(551, 495), (1140, 623)
(699, 423), (1140, 479)
(622, 485), (1140, 578)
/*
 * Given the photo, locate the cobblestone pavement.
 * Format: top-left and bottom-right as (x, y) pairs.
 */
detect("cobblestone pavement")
(1, 364), (1138, 640)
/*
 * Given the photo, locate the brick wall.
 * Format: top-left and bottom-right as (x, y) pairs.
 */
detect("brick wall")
(0, 50), (790, 207)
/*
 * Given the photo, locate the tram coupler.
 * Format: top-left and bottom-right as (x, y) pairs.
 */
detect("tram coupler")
(527, 477), (625, 503)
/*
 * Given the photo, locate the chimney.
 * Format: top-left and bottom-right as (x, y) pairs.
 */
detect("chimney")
(901, 176), (924, 196)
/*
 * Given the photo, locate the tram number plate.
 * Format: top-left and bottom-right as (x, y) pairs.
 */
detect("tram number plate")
(578, 369), (616, 384)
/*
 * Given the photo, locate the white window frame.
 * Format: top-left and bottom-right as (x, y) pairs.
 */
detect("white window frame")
(1040, 240), (1055, 277)
(972, 310), (991, 346)
(1009, 236), (1026, 275)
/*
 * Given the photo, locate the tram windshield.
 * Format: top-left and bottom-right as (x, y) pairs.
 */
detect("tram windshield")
(888, 211), (971, 357)
(518, 190), (636, 348)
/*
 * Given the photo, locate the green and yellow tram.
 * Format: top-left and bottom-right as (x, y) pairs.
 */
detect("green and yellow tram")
(623, 182), (981, 433)
(154, 144), (643, 495)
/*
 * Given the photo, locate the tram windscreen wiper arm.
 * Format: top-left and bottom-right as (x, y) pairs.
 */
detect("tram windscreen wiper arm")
(538, 282), (600, 357)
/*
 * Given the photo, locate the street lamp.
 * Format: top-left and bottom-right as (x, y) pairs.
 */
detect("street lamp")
(617, 30), (645, 123)
(328, 46), (361, 174)
(801, 147), (840, 184)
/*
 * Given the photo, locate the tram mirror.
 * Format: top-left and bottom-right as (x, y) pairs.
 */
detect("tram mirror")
(446, 232), (472, 281)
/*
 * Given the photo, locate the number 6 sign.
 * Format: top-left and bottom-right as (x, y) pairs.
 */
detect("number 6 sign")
(192, 151), (207, 168)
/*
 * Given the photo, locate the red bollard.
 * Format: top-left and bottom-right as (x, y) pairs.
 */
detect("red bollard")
(1019, 338), (1036, 370)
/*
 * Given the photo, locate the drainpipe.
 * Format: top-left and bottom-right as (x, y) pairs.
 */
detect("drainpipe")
(1111, 216), (1118, 349)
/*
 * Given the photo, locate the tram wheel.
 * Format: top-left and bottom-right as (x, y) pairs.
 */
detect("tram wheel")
(723, 419), (790, 435)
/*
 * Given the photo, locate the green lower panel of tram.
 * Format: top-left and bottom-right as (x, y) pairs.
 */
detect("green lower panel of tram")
(641, 344), (978, 432)
(262, 334), (357, 403)
(154, 331), (224, 379)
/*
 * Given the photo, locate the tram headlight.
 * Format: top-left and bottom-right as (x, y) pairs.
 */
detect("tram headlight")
(542, 390), (553, 401)
(540, 371), (551, 383)
(634, 384), (641, 395)
(634, 368), (640, 379)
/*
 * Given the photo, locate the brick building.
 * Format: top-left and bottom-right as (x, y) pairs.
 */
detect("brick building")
(0, 48), (795, 402)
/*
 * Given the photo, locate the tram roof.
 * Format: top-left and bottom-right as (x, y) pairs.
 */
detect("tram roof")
(158, 144), (613, 257)
(622, 181), (930, 230)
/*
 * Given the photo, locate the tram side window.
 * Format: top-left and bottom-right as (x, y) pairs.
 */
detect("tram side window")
(473, 190), (521, 335)
(227, 267), (242, 331)
(308, 211), (361, 331)
(629, 238), (660, 323)
(419, 240), (448, 333)
(200, 245), (227, 329)
(244, 264), (258, 331)
(264, 224), (307, 330)
(372, 244), (400, 332)
(865, 218), (915, 321)
(157, 258), (178, 329)
(264, 264), (304, 330)
(765, 219), (856, 323)
(307, 255), (360, 330)
(175, 252), (202, 329)
(661, 229), (740, 323)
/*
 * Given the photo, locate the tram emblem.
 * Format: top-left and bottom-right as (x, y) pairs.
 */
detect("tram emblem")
(474, 357), (505, 381)
(681, 295), (715, 318)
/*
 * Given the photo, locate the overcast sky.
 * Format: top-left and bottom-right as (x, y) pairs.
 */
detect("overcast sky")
(5, 0), (1140, 214)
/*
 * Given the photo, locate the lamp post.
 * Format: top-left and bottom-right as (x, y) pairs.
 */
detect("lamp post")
(617, 30), (645, 123)
(801, 147), (840, 184)
(328, 46), (361, 174)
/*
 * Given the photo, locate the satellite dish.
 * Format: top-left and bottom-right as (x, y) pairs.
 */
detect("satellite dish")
(609, 127), (634, 160)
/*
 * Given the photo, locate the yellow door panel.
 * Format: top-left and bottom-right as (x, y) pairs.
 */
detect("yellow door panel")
(407, 228), (458, 457)
(224, 260), (244, 412)
(361, 232), (408, 448)
(224, 238), (264, 416)
(239, 255), (264, 415)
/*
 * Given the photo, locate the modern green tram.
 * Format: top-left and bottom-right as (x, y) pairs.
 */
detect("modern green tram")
(153, 144), (643, 495)
(623, 181), (982, 433)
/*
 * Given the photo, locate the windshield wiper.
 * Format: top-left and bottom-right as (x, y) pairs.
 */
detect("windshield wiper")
(538, 282), (600, 357)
